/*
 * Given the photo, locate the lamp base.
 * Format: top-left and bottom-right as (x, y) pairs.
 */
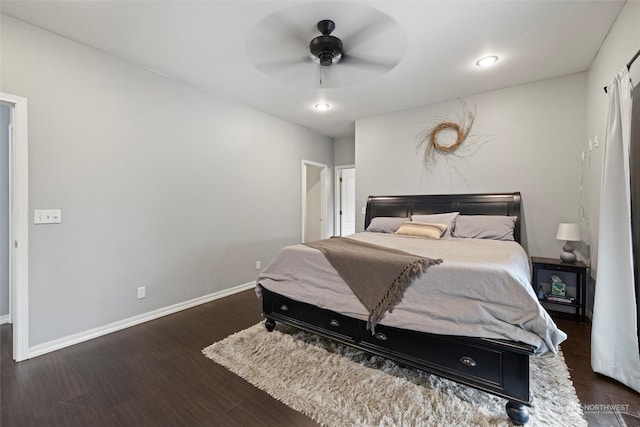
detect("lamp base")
(560, 242), (576, 263)
(560, 251), (576, 263)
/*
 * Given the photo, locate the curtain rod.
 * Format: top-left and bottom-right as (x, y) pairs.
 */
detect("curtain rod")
(604, 47), (640, 93)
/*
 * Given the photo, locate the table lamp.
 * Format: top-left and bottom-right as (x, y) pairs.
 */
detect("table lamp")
(556, 223), (581, 263)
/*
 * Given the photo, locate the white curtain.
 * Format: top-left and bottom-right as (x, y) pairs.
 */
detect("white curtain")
(592, 67), (640, 392)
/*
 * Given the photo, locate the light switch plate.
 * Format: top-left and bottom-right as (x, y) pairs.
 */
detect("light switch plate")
(34, 209), (62, 224)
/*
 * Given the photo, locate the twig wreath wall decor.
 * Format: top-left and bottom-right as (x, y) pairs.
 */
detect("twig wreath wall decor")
(430, 121), (467, 153)
(416, 101), (487, 173)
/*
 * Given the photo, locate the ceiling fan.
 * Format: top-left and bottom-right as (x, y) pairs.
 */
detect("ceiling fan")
(247, 5), (406, 88)
(309, 20), (343, 66)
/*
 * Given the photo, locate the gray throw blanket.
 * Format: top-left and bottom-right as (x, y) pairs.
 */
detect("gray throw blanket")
(305, 237), (442, 332)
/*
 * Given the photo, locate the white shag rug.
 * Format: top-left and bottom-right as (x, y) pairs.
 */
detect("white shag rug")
(202, 323), (586, 427)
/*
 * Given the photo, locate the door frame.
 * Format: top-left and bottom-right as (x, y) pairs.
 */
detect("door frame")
(1, 92), (29, 362)
(301, 160), (329, 242)
(334, 164), (355, 236)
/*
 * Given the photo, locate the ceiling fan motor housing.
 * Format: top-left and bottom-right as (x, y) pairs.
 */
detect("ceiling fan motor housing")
(310, 19), (343, 66)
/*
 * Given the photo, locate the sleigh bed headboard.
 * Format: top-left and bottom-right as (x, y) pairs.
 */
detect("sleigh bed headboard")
(364, 192), (522, 243)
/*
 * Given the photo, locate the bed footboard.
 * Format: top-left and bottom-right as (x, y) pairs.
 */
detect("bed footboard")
(261, 288), (535, 425)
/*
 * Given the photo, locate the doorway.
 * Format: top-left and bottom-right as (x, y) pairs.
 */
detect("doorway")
(301, 160), (328, 243)
(1, 104), (10, 325)
(335, 166), (355, 236)
(1, 92), (29, 362)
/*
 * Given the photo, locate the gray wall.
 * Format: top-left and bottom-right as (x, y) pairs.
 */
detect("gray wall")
(334, 136), (355, 166)
(0, 15), (333, 346)
(355, 73), (587, 259)
(0, 103), (9, 317)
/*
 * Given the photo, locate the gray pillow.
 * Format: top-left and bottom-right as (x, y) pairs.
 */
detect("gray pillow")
(366, 217), (410, 233)
(452, 215), (517, 241)
(411, 212), (459, 238)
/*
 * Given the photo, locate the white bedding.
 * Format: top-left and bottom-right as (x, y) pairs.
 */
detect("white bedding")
(256, 232), (567, 356)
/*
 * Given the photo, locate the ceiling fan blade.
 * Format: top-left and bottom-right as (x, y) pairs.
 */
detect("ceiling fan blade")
(264, 12), (314, 49)
(340, 54), (397, 73)
(340, 13), (397, 51)
(247, 11), (311, 58)
(254, 56), (311, 74)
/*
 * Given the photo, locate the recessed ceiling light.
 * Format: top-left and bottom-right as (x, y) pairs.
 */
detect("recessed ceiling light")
(315, 103), (330, 111)
(475, 55), (499, 67)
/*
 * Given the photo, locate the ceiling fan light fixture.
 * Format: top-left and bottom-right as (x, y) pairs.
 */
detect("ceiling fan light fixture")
(315, 103), (330, 111)
(475, 55), (499, 67)
(318, 50), (335, 66)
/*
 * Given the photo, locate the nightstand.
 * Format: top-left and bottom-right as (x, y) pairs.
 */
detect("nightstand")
(530, 256), (587, 322)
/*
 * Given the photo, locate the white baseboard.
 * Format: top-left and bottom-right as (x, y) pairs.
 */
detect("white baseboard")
(27, 281), (256, 359)
(0, 314), (10, 325)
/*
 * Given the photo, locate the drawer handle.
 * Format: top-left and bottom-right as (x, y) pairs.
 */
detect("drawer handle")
(460, 356), (477, 367)
(374, 332), (387, 341)
(329, 319), (340, 327)
(279, 304), (289, 312)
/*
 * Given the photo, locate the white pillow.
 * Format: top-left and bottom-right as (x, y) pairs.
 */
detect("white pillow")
(411, 212), (459, 238)
(395, 222), (448, 239)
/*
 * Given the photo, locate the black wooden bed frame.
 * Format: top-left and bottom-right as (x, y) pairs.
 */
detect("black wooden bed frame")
(261, 192), (535, 425)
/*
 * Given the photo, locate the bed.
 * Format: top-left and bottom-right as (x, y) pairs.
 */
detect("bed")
(256, 192), (566, 425)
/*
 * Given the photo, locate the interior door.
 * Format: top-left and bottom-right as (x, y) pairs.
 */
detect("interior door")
(340, 168), (356, 236)
(302, 161), (328, 243)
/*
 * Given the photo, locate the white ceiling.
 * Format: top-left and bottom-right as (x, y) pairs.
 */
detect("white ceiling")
(0, 0), (626, 138)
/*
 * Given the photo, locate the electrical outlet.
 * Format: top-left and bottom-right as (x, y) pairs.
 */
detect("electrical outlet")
(137, 286), (146, 299)
(256, 260), (261, 270)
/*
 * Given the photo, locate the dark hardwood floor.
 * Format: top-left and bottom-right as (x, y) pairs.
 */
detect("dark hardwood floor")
(554, 317), (640, 427)
(1, 290), (317, 427)
(1, 290), (639, 426)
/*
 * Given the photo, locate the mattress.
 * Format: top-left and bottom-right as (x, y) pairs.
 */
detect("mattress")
(256, 232), (567, 356)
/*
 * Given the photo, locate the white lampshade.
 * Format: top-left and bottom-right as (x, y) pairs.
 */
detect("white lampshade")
(556, 223), (581, 241)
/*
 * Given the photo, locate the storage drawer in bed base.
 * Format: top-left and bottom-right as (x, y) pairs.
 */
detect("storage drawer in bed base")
(358, 324), (532, 405)
(267, 291), (358, 343)
(261, 289), (535, 415)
